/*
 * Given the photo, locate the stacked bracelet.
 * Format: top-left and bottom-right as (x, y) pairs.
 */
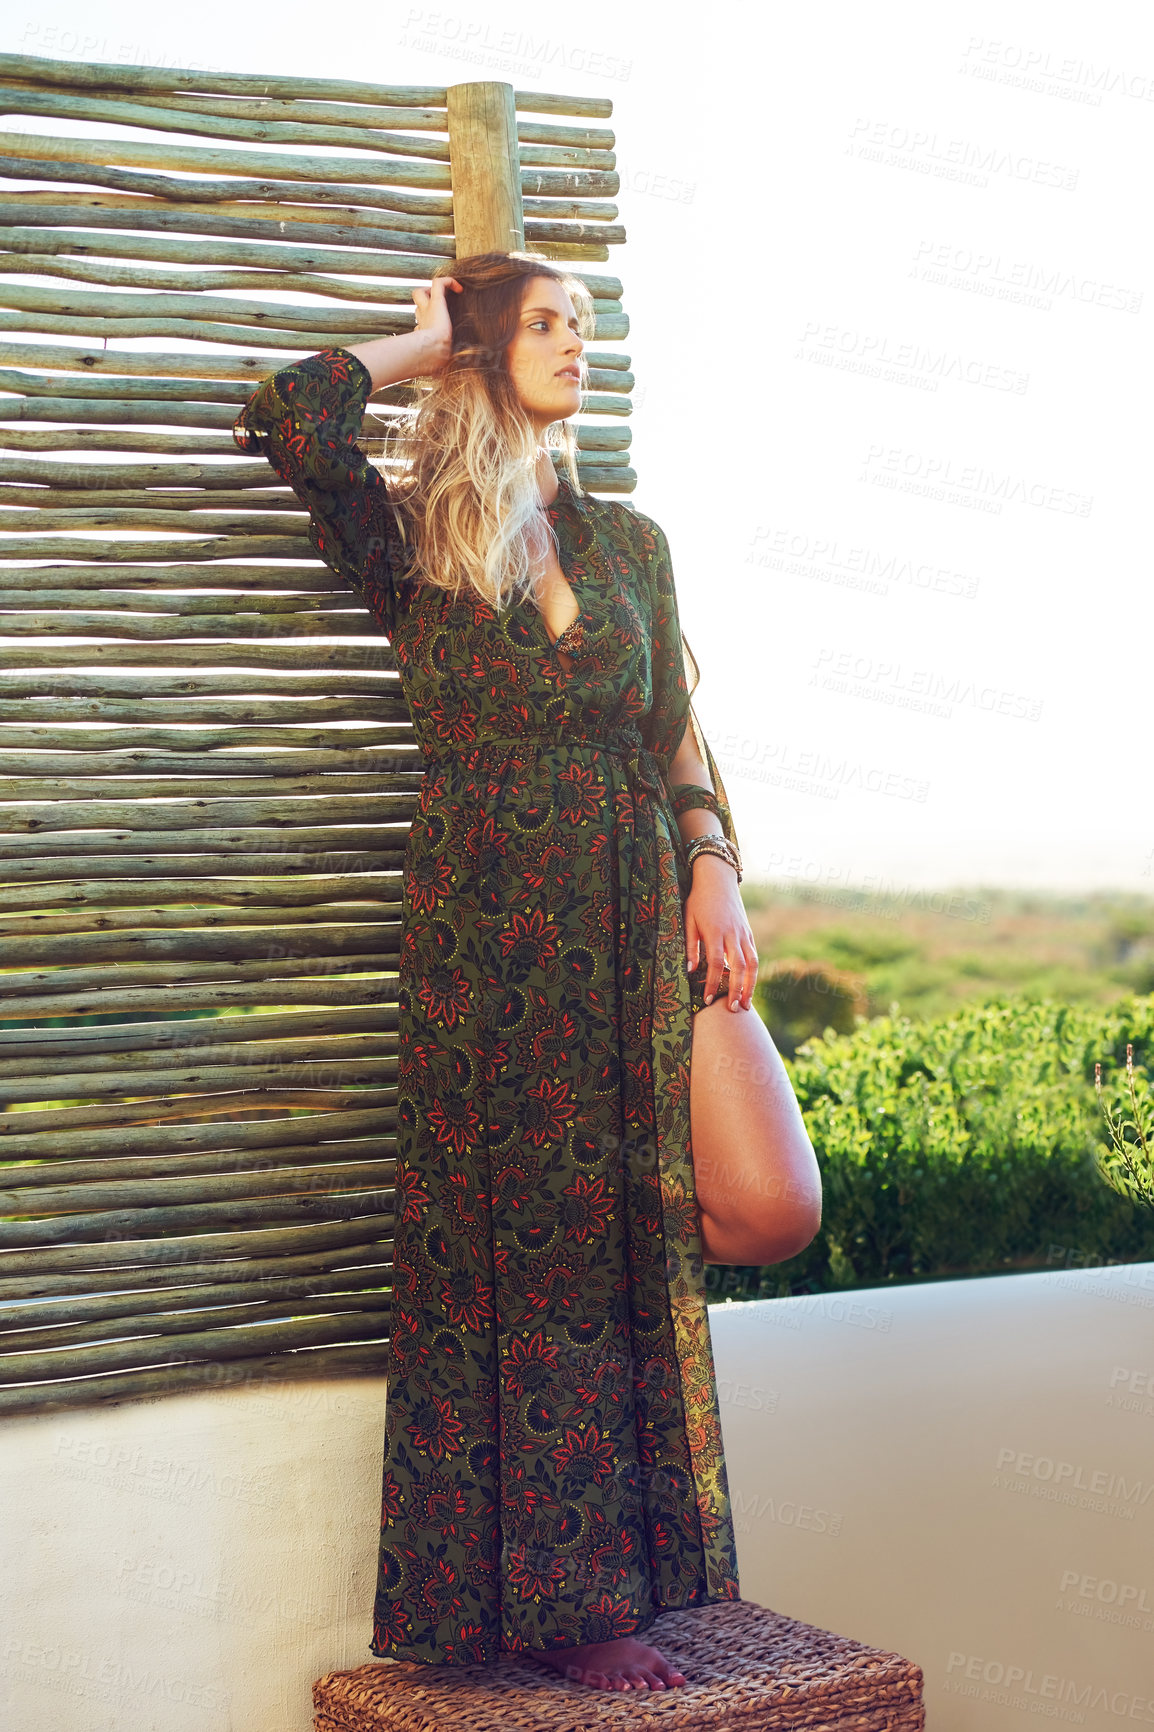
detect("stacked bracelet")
(684, 834), (743, 883)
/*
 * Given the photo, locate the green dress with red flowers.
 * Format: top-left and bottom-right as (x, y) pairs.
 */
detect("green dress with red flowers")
(234, 348), (744, 1666)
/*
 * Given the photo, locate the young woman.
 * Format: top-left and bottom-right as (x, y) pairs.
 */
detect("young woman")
(234, 252), (821, 1694)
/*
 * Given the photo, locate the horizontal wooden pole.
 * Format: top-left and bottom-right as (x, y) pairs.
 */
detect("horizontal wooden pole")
(8, 189), (459, 240)
(2, 474), (616, 517)
(0, 1339), (392, 1417)
(0, 223), (623, 296)
(47, 87), (447, 129)
(0, 1084), (395, 1145)
(2, 819), (405, 856)
(0, 904), (365, 942)
(2, 1037), (395, 1097)
(5, 1141), (397, 1192)
(0, 1247), (388, 1302)
(0, 51), (451, 104)
(3, 91), (615, 173)
(0, 1286), (393, 1355)
(0, 894), (399, 933)
(0, 88), (455, 159)
(0, 1306), (391, 1384)
(0, 767), (414, 799)
(3, 85), (606, 145)
(0, 455), (277, 485)
(0, 311), (418, 352)
(0, 1207), (396, 1282)
(0, 918), (396, 964)
(0, 532), (318, 560)
(0, 619), (374, 645)
(0, 1238), (391, 1304)
(0, 961), (397, 1010)
(0, 508), (306, 534)
(521, 168), (619, 198)
(0, 281), (416, 334)
(0, 722), (407, 751)
(0, 200), (454, 257)
(2, 1159), (395, 1222)
(0, 1008), (396, 1065)
(0, 155), (455, 227)
(1, 848), (395, 879)
(0, 746), (416, 776)
(0, 430), (239, 454)
(0, 653), (398, 682)
(0, 398), (241, 429)
(1, 809), (406, 849)
(0, 566), (338, 592)
(0, 592), (347, 616)
(0, 699), (407, 726)
(2, 338), (631, 381)
(0, 1252), (392, 1330)
(0, 1100), (394, 1165)
(0, 252), (447, 303)
(0, 52), (613, 116)
(0, 127), (454, 188)
(0, 870), (403, 915)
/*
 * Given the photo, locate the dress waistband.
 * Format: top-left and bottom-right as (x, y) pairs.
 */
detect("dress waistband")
(420, 726), (668, 801)
(421, 725), (650, 759)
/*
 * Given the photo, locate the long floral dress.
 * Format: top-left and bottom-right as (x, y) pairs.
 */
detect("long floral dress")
(234, 349), (744, 1665)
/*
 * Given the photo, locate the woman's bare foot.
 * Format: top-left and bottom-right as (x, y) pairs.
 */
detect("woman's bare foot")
(530, 1634), (688, 1691)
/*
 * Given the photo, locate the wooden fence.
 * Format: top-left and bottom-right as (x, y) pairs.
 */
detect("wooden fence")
(0, 51), (632, 1415)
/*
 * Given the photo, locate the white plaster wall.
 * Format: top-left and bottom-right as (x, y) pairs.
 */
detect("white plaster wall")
(2, 1263), (1152, 1731)
(711, 1263), (1154, 1731)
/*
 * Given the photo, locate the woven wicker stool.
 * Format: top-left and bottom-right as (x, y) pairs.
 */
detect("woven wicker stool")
(314, 1599), (925, 1730)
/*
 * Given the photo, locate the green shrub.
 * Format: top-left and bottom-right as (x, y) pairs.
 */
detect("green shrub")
(758, 956), (866, 1056)
(705, 992), (1154, 1301)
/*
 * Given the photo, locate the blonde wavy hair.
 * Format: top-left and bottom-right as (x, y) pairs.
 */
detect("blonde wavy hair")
(375, 251), (597, 613)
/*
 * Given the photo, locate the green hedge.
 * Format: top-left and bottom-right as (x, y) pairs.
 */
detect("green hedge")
(705, 993), (1154, 1302)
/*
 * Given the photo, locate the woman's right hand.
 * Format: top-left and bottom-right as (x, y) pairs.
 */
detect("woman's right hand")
(347, 277), (463, 392)
(411, 277), (463, 373)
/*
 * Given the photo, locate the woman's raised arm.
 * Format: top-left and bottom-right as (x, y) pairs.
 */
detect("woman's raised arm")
(346, 276), (463, 389)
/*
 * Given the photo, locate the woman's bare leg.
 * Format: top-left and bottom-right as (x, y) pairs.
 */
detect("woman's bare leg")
(690, 999), (822, 1265)
(531, 1014), (818, 1689)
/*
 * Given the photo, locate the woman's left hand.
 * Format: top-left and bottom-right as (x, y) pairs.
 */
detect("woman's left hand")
(684, 855), (758, 1011)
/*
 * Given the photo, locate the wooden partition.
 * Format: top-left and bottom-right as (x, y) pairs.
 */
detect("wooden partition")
(0, 52), (632, 1415)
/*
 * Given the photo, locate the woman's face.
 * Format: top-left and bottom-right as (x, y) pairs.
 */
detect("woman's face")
(503, 276), (585, 430)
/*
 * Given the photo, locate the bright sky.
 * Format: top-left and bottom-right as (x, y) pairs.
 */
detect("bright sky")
(2, 0), (1150, 895)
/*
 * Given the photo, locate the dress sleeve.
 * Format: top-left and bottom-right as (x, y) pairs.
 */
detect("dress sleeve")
(632, 509), (742, 869)
(232, 346), (405, 639)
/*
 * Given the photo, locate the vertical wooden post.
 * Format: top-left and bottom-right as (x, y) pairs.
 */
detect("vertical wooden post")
(446, 82), (525, 258)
